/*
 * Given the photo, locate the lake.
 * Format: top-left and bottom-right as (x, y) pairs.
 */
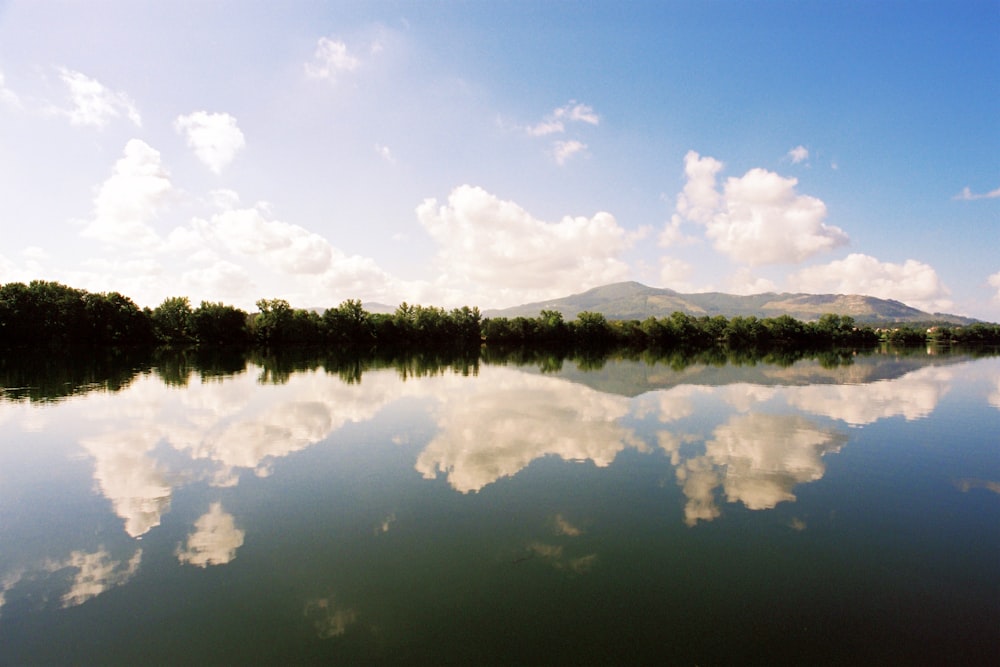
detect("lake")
(1, 347), (998, 665)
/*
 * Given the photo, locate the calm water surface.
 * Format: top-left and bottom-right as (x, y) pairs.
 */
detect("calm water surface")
(1, 349), (998, 665)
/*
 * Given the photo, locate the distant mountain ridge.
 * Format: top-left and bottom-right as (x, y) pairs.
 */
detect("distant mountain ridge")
(485, 282), (977, 325)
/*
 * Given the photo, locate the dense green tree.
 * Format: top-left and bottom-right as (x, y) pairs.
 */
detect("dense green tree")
(323, 299), (373, 346)
(191, 301), (249, 346)
(573, 311), (613, 346)
(152, 296), (194, 343)
(252, 298), (294, 345)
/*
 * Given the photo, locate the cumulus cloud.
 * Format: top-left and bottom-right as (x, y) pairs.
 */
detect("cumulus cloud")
(658, 214), (699, 247)
(727, 268), (777, 295)
(316, 253), (396, 301)
(176, 503), (246, 567)
(553, 139), (586, 165)
(953, 186), (1000, 201)
(416, 185), (632, 305)
(196, 206), (333, 274)
(180, 260), (255, 303)
(674, 151), (724, 224)
(305, 37), (360, 81)
(174, 111), (246, 174)
(658, 256), (695, 292)
(81, 139), (172, 248)
(56, 68), (141, 128)
(787, 145), (809, 164)
(789, 253), (952, 312)
(989, 271), (1000, 300)
(672, 151), (848, 265)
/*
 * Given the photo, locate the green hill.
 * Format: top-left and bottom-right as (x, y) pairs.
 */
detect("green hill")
(485, 281), (978, 325)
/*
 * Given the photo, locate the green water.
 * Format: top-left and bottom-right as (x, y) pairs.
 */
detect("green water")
(1, 349), (998, 665)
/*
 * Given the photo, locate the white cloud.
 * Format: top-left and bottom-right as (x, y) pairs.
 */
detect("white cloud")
(674, 150), (723, 224)
(527, 100), (599, 136)
(375, 143), (395, 164)
(81, 139), (172, 248)
(658, 214), (699, 247)
(727, 268), (777, 295)
(305, 37), (360, 81)
(954, 185), (1000, 201)
(553, 139), (586, 165)
(196, 206), (333, 274)
(174, 111), (246, 174)
(316, 253), (397, 301)
(658, 256), (695, 291)
(180, 260), (255, 304)
(789, 253), (952, 312)
(0, 69), (21, 108)
(989, 270), (1000, 301)
(527, 119), (565, 136)
(555, 101), (599, 125)
(416, 185), (632, 306)
(787, 145), (809, 164)
(176, 503), (246, 567)
(672, 151), (848, 265)
(56, 68), (141, 128)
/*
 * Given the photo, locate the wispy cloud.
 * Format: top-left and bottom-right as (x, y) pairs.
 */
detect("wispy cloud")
(0, 69), (22, 109)
(527, 100), (600, 136)
(305, 37), (360, 82)
(953, 186), (1000, 201)
(375, 143), (395, 164)
(56, 68), (141, 128)
(553, 139), (586, 165)
(787, 145), (809, 164)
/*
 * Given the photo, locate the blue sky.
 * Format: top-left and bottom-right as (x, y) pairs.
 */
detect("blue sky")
(1, 0), (998, 319)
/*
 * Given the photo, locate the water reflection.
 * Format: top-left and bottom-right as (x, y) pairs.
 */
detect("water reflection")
(176, 503), (245, 568)
(784, 365), (953, 425)
(1, 348), (997, 664)
(304, 596), (358, 639)
(667, 414), (846, 525)
(415, 369), (644, 492)
(0, 546), (142, 616)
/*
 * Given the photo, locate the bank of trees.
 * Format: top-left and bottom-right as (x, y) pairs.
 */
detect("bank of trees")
(3, 280), (1000, 352)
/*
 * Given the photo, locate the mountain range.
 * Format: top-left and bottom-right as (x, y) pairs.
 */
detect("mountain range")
(482, 282), (978, 325)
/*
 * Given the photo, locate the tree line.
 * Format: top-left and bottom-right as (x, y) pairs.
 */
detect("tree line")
(3, 280), (999, 352)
